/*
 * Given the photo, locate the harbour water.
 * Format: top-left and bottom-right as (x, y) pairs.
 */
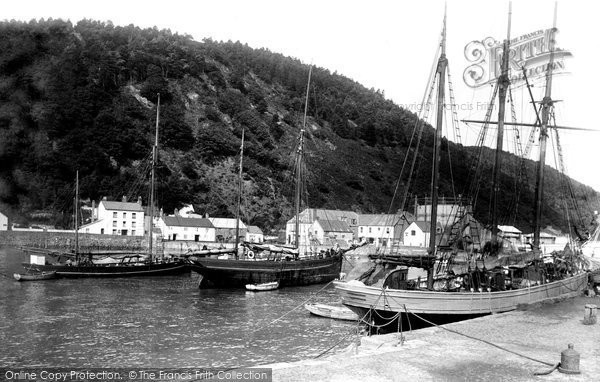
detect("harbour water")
(0, 247), (356, 368)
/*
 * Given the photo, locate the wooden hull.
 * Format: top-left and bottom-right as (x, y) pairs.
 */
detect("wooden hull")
(23, 261), (189, 278)
(13, 271), (57, 281)
(305, 303), (359, 321)
(334, 272), (588, 326)
(189, 255), (342, 288)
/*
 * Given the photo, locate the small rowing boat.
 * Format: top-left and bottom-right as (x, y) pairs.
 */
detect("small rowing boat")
(13, 271), (57, 281)
(245, 281), (279, 291)
(305, 303), (359, 321)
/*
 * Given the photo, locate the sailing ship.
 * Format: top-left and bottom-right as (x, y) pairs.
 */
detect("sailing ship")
(188, 66), (351, 288)
(21, 94), (188, 278)
(334, 6), (590, 327)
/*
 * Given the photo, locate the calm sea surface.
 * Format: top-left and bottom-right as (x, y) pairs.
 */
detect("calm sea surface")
(0, 247), (356, 368)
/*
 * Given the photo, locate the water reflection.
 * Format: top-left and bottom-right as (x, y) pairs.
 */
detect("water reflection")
(0, 248), (355, 368)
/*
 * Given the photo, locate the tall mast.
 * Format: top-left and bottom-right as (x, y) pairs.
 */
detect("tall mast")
(491, 3), (512, 245)
(427, 7), (447, 290)
(75, 170), (79, 259)
(149, 93), (160, 260)
(234, 127), (245, 259)
(533, 3), (558, 251)
(295, 65), (312, 251)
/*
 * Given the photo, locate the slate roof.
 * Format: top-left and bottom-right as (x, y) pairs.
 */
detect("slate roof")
(101, 200), (144, 212)
(287, 208), (358, 225)
(208, 218), (247, 229)
(315, 219), (352, 233)
(161, 216), (214, 228)
(358, 213), (413, 226)
(247, 225), (263, 235)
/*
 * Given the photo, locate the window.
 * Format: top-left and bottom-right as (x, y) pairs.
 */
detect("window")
(184, 227), (188, 231)
(113, 212), (117, 218)
(132, 221), (136, 228)
(352, 219), (357, 225)
(113, 221), (117, 227)
(122, 221), (126, 227)
(131, 230), (136, 236)
(411, 230), (416, 236)
(386, 228), (390, 234)
(360, 227), (363, 233)
(132, 213), (136, 220)
(112, 229), (117, 235)
(123, 212), (126, 219)
(369, 227), (372, 233)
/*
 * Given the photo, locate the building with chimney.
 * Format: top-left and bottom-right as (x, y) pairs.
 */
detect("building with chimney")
(79, 196), (145, 236)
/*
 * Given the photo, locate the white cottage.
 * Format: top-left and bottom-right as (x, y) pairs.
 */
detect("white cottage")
(403, 221), (442, 247)
(157, 215), (215, 242)
(246, 225), (264, 243)
(79, 198), (145, 236)
(208, 218), (247, 244)
(310, 219), (353, 247)
(285, 208), (358, 251)
(0, 211), (8, 231)
(357, 213), (414, 248)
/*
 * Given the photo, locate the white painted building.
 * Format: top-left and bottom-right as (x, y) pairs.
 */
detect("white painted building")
(403, 221), (442, 247)
(79, 198), (145, 236)
(285, 209), (359, 251)
(357, 213), (414, 248)
(209, 218), (247, 243)
(157, 215), (215, 242)
(310, 219), (353, 246)
(246, 225), (264, 243)
(497, 225), (522, 245)
(0, 211), (8, 231)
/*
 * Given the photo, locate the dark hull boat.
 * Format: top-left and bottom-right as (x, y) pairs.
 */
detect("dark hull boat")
(189, 255), (342, 288)
(24, 259), (189, 278)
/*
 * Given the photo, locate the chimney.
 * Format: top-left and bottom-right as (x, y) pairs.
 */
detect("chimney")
(102, 196), (107, 201)
(122, 195), (127, 202)
(174, 208), (179, 216)
(205, 213), (209, 219)
(92, 200), (96, 221)
(137, 196), (142, 205)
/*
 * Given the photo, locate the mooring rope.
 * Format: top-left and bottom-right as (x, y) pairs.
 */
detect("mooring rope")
(405, 307), (556, 368)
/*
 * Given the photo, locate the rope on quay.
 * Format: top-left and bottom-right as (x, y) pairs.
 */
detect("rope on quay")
(404, 307), (558, 372)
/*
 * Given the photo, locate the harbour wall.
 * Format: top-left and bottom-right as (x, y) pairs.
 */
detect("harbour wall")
(0, 230), (144, 251)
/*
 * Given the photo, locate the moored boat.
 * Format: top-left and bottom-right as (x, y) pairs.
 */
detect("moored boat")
(335, 6), (591, 330)
(188, 66), (354, 288)
(245, 281), (279, 291)
(304, 303), (359, 321)
(13, 271), (57, 281)
(19, 95), (190, 279)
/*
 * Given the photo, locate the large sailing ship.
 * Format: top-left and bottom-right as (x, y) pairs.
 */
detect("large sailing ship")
(334, 6), (590, 327)
(22, 94), (188, 278)
(188, 67), (351, 288)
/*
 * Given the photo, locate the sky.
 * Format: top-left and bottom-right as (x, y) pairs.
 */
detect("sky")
(4, 0), (600, 192)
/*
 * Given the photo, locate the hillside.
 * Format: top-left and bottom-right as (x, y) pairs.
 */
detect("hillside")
(0, 19), (597, 234)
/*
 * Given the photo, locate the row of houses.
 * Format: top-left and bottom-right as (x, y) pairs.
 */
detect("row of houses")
(1, 196), (571, 253)
(76, 198), (264, 244)
(284, 205), (571, 252)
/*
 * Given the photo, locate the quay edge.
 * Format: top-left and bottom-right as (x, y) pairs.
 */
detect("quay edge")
(266, 295), (600, 381)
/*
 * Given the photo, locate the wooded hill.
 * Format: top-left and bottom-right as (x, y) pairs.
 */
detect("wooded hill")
(0, 19), (597, 234)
